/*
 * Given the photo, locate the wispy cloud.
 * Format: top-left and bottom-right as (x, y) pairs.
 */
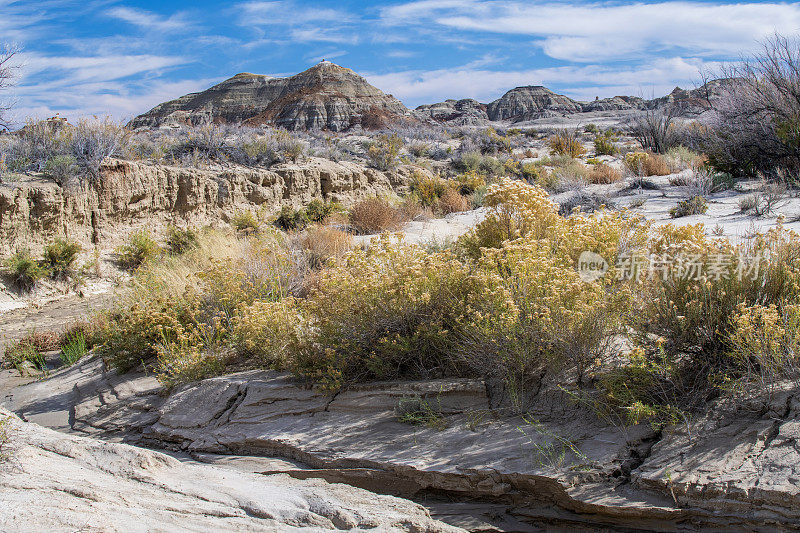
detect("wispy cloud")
(105, 7), (195, 33)
(238, 1), (354, 25)
(381, 1), (800, 61)
(366, 56), (720, 106)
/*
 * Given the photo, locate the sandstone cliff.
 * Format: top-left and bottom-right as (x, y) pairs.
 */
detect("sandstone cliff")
(129, 62), (412, 131)
(0, 157), (423, 253)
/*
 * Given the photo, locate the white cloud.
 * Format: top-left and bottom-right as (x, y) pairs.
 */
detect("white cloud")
(304, 49), (348, 64)
(11, 77), (219, 124)
(238, 1), (353, 26)
(381, 1), (800, 62)
(105, 7), (194, 33)
(18, 53), (187, 85)
(365, 56), (721, 107)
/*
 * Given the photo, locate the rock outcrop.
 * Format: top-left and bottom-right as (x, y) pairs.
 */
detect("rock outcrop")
(7, 355), (800, 532)
(0, 407), (461, 532)
(582, 95), (646, 112)
(647, 78), (743, 116)
(129, 62), (412, 131)
(0, 157), (424, 253)
(413, 99), (490, 126)
(486, 86), (584, 121)
(415, 78), (740, 126)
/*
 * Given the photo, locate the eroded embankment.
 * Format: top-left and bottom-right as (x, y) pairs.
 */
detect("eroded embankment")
(0, 157), (424, 253)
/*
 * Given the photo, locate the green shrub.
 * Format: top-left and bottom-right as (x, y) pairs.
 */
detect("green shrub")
(165, 226), (199, 255)
(548, 129), (585, 158)
(453, 171), (486, 195)
(409, 173), (448, 207)
(366, 133), (403, 171)
(43, 238), (82, 280)
(43, 154), (78, 184)
(593, 131), (617, 156)
(231, 210), (261, 234)
(290, 238), (512, 390)
(274, 206), (309, 231)
(669, 196), (708, 218)
(115, 229), (161, 269)
(305, 199), (339, 223)
(5, 249), (45, 290)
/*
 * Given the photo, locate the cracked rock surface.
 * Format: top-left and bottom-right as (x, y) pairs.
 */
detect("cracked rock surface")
(4, 357), (800, 531)
(0, 407), (462, 532)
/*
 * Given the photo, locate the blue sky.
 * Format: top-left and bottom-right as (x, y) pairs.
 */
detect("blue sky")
(4, 1), (800, 124)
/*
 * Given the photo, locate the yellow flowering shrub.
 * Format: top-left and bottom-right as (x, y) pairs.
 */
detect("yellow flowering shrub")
(728, 303), (800, 393)
(290, 236), (515, 389)
(618, 221), (800, 418)
(459, 178), (561, 257)
(231, 298), (304, 368)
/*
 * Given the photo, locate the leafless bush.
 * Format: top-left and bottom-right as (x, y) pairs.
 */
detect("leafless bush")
(1, 117), (127, 184)
(690, 35), (800, 179)
(741, 182), (787, 216)
(71, 118), (129, 182)
(0, 44), (19, 130)
(626, 106), (680, 153)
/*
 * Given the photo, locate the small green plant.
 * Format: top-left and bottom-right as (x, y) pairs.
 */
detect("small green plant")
(305, 199), (339, 224)
(115, 229), (160, 269)
(5, 249), (45, 290)
(548, 129), (586, 158)
(60, 333), (87, 366)
(593, 131), (617, 156)
(669, 196), (708, 218)
(366, 133), (403, 171)
(274, 206), (309, 231)
(395, 395), (447, 430)
(519, 417), (589, 470)
(43, 238), (82, 280)
(165, 226), (198, 255)
(231, 211), (261, 234)
(4, 342), (48, 374)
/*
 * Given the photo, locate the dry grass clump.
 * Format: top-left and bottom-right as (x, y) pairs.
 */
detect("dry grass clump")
(588, 164), (622, 184)
(2, 330), (61, 373)
(348, 197), (408, 235)
(548, 129), (586, 158)
(624, 151), (671, 176)
(437, 187), (470, 214)
(295, 225), (353, 268)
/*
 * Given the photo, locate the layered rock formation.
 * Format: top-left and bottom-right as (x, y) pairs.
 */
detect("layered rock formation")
(414, 79), (738, 126)
(582, 95), (646, 112)
(414, 99), (490, 126)
(486, 86), (584, 121)
(129, 62), (412, 131)
(7, 355), (800, 532)
(0, 157), (425, 253)
(648, 78), (742, 116)
(0, 408), (461, 532)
